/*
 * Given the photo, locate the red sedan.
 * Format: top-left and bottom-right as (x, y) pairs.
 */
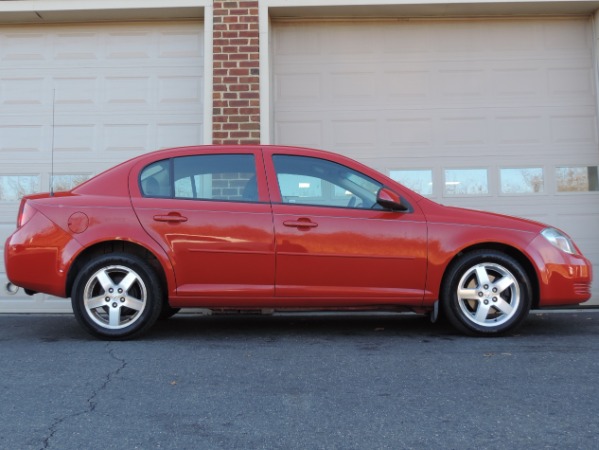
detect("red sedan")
(4, 146), (593, 339)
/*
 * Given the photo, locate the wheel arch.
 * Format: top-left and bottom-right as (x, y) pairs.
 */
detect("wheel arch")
(440, 243), (540, 309)
(66, 241), (169, 304)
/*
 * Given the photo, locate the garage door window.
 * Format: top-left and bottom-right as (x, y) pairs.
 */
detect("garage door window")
(52, 174), (91, 192)
(556, 167), (599, 192)
(390, 170), (433, 196)
(444, 169), (489, 196)
(500, 168), (544, 194)
(0, 175), (39, 201)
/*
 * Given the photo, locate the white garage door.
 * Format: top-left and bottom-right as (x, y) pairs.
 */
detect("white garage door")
(0, 21), (204, 312)
(274, 18), (599, 304)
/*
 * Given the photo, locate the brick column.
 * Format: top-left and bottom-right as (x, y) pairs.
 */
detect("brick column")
(212, 1), (260, 145)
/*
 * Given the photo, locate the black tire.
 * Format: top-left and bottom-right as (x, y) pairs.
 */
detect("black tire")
(441, 250), (532, 336)
(71, 253), (163, 340)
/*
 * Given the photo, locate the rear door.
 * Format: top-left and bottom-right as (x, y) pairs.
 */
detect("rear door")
(130, 148), (275, 304)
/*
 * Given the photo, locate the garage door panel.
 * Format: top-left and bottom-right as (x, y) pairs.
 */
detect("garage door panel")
(550, 112), (598, 146)
(276, 72), (322, 103)
(275, 21), (595, 108)
(0, 123), (46, 152)
(1, 32), (46, 61)
(156, 121), (203, 148)
(547, 65), (595, 98)
(384, 69), (431, 100)
(495, 115), (545, 146)
(277, 64), (585, 110)
(280, 105), (598, 160)
(54, 124), (96, 152)
(2, 116), (204, 160)
(275, 119), (324, 149)
(387, 117), (433, 148)
(1, 24), (203, 65)
(1, 77), (45, 105)
(543, 19), (593, 51)
(54, 77), (99, 105)
(331, 70), (377, 100)
(158, 75), (203, 107)
(0, 71), (202, 111)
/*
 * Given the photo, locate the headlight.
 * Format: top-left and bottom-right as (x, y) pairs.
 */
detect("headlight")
(541, 228), (578, 255)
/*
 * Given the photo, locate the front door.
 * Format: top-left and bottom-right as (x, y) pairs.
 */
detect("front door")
(265, 152), (427, 306)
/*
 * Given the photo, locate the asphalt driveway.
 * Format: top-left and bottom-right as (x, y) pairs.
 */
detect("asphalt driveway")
(1, 310), (598, 450)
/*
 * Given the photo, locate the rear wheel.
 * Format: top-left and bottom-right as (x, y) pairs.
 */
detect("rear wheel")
(441, 250), (532, 336)
(71, 253), (163, 339)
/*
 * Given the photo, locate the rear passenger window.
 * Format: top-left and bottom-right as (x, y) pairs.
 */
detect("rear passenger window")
(174, 154), (257, 202)
(140, 154), (258, 202)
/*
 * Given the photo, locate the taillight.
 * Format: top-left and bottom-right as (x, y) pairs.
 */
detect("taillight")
(17, 201), (35, 228)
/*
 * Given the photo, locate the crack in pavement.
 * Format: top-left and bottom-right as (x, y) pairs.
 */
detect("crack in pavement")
(40, 344), (127, 450)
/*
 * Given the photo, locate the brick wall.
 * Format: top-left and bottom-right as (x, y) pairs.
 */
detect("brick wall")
(212, 1), (260, 145)
(212, 172), (256, 201)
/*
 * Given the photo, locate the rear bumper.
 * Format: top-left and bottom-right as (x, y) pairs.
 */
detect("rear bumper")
(4, 211), (80, 298)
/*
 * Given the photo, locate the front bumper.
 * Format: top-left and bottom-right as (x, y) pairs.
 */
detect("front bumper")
(526, 234), (593, 306)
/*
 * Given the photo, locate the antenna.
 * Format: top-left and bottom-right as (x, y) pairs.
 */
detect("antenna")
(50, 88), (55, 197)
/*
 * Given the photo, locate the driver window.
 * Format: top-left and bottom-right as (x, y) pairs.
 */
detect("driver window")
(273, 155), (381, 209)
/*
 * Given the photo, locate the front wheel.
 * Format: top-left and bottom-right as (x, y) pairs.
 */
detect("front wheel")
(441, 250), (532, 336)
(71, 253), (163, 339)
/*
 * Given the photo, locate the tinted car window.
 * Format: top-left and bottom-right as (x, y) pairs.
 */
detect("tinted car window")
(273, 155), (382, 209)
(140, 160), (171, 198)
(173, 154), (257, 202)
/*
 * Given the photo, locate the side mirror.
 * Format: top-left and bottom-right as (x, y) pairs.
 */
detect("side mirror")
(377, 188), (408, 211)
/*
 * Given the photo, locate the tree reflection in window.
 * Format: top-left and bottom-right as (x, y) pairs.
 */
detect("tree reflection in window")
(390, 170), (433, 196)
(444, 169), (488, 196)
(556, 167), (599, 192)
(500, 168), (543, 194)
(52, 174), (91, 192)
(0, 175), (40, 201)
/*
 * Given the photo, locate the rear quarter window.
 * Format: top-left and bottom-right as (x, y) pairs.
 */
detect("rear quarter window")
(140, 160), (171, 197)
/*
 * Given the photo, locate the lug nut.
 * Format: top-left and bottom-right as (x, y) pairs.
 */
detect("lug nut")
(120, 297), (125, 303)
(109, 288), (114, 293)
(484, 300), (489, 305)
(105, 297), (110, 302)
(112, 302), (118, 308)
(118, 289), (123, 294)
(493, 297), (498, 302)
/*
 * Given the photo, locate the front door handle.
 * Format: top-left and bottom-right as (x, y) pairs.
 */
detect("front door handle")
(283, 219), (318, 229)
(153, 213), (188, 223)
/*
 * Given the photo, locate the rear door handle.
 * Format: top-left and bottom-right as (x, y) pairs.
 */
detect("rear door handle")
(153, 213), (188, 223)
(283, 219), (318, 229)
